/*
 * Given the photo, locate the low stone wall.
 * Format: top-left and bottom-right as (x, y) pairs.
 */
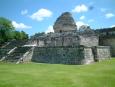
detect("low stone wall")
(84, 47), (94, 64)
(31, 46), (94, 64)
(99, 38), (115, 57)
(92, 46), (111, 61)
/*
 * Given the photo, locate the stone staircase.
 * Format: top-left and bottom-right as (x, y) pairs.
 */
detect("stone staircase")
(0, 40), (27, 60)
(3, 47), (31, 63)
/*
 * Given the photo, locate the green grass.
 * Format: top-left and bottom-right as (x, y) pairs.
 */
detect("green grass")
(0, 59), (115, 87)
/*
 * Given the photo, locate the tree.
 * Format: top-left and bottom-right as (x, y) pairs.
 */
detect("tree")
(20, 31), (28, 40)
(0, 17), (14, 43)
(14, 31), (21, 40)
(13, 31), (28, 40)
(0, 17), (29, 44)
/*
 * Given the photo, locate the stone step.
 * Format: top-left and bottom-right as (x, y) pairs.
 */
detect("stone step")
(3, 47), (31, 62)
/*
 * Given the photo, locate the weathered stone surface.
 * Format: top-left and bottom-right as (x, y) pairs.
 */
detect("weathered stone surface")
(2, 47), (31, 63)
(53, 12), (77, 33)
(79, 35), (98, 47)
(92, 46), (111, 61)
(99, 38), (115, 57)
(32, 46), (94, 65)
(29, 32), (98, 47)
(84, 47), (94, 64)
(95, 27), (115, 57)
(0, 40), (27, 60)
(31, 46), (111, 65)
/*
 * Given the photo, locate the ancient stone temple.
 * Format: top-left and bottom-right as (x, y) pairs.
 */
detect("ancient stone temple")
(0, 12), (111, 64)
(28, 12), (111, 64)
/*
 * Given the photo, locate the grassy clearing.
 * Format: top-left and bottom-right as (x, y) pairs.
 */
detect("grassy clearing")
(0, 58), (115, 87)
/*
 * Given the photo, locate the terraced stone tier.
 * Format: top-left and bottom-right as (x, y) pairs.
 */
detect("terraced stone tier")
(32, 46), (94, 65)
(3, 47), (31, 63)
(0, 40), (27, 60)
(0, 48), (11, 59)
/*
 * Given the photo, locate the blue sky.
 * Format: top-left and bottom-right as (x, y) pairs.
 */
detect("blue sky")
(0, 0), (115, 36)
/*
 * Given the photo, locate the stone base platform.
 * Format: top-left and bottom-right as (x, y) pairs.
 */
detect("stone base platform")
(31, 46), (111, 65)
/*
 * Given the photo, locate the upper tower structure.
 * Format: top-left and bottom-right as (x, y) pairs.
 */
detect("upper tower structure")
(53, 12), (77, 33)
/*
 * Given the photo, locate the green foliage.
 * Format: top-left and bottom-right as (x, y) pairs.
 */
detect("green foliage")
(13, 31), (21, 40)
(20, 31), (28, 40)
(0, 17), (14, 31)
(0, 59), (115, 87)
(13, 31), (28, 40)
(0, 17), (14, 43)
(0, 17), (28, 44)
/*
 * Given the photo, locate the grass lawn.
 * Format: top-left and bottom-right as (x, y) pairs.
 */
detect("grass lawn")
(0, 58), (115, 87)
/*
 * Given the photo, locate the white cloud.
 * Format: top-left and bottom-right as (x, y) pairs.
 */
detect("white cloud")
(76, 21), (89, 29)
(21, 9), (28, 15)
(30, 8), (52, 21)
(12, 21), (32, 29)
(72, 4), (88, 13)
(110, 25), (115, 28)
(45, 25), (54, 34)
(80, 16), (85, 20)
(105, 13), (114, 18)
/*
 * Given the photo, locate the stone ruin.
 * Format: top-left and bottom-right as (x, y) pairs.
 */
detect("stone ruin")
(0, 12), (111, 64)
(54, 12), (77, 33)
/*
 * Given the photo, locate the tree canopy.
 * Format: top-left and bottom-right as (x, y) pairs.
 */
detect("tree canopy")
(0, 17), (28, 44)
(0, 17), (15, 43)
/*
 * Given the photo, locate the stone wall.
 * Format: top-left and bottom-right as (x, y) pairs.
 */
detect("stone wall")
(79, 35), (98, 47)
(42, 35), (80, 47)
(18, 47), (34, 63)
(92, 46), (111, 61)
(30, 33), (98, 48)
(31, 46), (94, 65)
(99, 38), (115, 57)
(84, 47), (94, 64)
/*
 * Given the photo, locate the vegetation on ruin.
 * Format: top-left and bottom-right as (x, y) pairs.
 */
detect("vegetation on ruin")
(0, 58), (115, 87)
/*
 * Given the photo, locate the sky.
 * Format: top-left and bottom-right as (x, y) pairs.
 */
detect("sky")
(0, 0), (115, 36)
